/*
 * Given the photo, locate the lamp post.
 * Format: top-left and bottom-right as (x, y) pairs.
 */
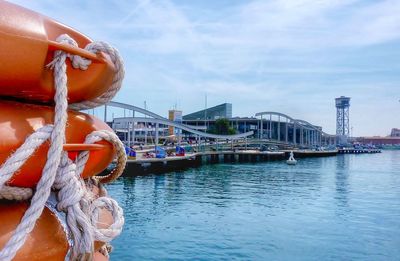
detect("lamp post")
(204, 93), (207, 133)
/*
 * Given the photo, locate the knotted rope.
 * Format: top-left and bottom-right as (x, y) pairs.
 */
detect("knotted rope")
(77, 130), (127, 184)
(48, 34), (125, 111)
(0, 34), (126, 260)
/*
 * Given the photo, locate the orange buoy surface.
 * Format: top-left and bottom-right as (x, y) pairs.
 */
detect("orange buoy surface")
(0, 201), (69, 260)
(0, 0), (115, 104)
(0, 198), (115, 260)
(0, 100), (116, 188)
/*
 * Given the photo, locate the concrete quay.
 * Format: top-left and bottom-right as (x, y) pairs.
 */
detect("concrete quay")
(121, 150), (337, 177)
(285, 150), (338, 158)
(338, 148), (381, 154)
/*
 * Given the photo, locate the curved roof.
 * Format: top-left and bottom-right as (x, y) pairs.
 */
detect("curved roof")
(255, 111), (335, 137)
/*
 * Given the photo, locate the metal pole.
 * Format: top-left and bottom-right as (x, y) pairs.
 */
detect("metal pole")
(127, 120), (131, 147)
(144, 124), (147, 146)
(293, 122), (296, 145)
(305, 129), (307, 146)
(104, 104), (107, 122)
(278, 116), (281, 141)
(300, 127), (303, 146)
(314, 131), (316, 146)
(132, 111), (135, 146)
(155, 123), (159, 146)
(285, 118), (288, 143)
(315, 131), (318, 146)
(269, 114), (272, 139)
(204, 94), (207, 133)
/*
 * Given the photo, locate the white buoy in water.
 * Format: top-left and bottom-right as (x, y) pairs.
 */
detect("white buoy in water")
(286, 151), (297, 165)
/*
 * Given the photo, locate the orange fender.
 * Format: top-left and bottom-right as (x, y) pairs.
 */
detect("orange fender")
(0, 100), (116, 188)
(0, 0), (115, 104)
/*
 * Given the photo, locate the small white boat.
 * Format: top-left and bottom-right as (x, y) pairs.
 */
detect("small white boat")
(286, 151), (297, 165)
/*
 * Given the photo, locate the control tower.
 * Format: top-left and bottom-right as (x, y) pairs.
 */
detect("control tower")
(335, 96), (350, 137)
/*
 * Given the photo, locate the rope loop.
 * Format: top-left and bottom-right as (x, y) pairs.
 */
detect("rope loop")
(76, 130), (127, 184)
(90, 196), (124, 242)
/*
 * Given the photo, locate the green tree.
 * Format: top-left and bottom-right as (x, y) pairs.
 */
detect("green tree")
(209, 118), (236, 135)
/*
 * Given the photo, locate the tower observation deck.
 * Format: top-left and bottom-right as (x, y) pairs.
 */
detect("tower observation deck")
(335, 96), (350, 137)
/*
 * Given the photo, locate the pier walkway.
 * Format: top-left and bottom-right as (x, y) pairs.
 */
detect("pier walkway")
(121, 149), (338, 176)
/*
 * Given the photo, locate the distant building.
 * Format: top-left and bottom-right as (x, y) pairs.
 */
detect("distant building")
(168, 109), (182, 136)
(356, 136), (400, 145)
(390, 128), (400, 137)
(183, 103), (232, 120)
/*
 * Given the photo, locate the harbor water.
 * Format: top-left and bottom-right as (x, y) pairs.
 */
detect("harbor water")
(108, 151), (400, 260)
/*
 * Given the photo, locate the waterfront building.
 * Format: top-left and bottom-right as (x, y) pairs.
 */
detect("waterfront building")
(390, 128), (400, 137)
(355, 128), (400, 146)
(356, 136), (400, 145)
(108, 102), (336, 148)
(183, 103), (232, 120)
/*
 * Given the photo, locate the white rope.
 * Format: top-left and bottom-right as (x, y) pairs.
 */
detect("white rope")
(0, 34), (126, 260)
(51, 34), (126, 110)
(0, 125), (52, 201)
(54, 153), (94, 260)
(76, 130), (127, 184)
(90, 196), (124, 242)
(0, 125), (53, 187)
(0, 186), (32, 201)
(47, 34), (124, 111)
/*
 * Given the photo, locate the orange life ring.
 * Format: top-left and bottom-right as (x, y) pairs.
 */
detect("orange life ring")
(0, 100), (116, 188)
(0, 201), (69, 260)
(0, 196), (115, 260)
(0, 0), (115, 105)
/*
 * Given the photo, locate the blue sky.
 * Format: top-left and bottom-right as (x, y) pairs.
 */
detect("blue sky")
(11, 0), (400, 136)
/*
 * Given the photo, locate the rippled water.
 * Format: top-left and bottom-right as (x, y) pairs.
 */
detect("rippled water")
(107, 151), (400, 260)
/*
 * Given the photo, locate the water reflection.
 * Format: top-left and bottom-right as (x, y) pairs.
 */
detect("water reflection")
(335, 155), (350, 208)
